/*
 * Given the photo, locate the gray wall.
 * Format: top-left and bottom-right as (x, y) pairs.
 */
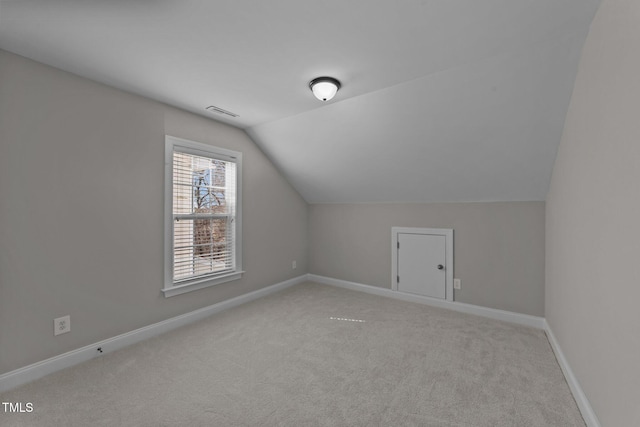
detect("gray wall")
(0, 50), (308, 374)
(545, 0), (640, 425)
(309, 202), (545, 316)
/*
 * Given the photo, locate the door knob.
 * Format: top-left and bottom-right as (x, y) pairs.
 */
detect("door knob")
(437, 264), (444, 270)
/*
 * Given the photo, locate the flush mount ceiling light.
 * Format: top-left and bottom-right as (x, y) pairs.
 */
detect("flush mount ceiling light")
(309, 77), (341, 101)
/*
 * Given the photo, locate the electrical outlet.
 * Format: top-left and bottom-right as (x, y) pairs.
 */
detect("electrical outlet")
(454, 279), (461, 290)
(54, 315), (71, 336)
(292, 260), (297, 269)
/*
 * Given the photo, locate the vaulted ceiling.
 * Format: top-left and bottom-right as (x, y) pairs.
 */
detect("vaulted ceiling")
(0, 0), (600, 203)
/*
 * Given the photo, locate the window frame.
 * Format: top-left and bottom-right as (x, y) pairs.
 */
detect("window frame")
(163, 135), (243, 297)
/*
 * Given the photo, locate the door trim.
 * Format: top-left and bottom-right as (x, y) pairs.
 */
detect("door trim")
(391, 227), (454, 301)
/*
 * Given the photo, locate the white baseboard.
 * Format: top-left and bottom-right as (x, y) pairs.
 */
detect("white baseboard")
(307, 274), (545, 329)
(544, 320), (601, 427)
(0, 274), (307, 394)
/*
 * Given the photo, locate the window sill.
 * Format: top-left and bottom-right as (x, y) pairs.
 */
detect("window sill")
(162, 271), (245, 297)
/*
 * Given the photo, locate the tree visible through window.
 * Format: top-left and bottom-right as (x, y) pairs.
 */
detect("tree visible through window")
(164, 136), (242, 296)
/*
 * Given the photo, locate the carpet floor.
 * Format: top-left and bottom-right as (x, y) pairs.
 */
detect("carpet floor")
(0, 282), (584, 426)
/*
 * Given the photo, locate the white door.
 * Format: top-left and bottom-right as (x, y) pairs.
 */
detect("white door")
(397, 233), (446, 299)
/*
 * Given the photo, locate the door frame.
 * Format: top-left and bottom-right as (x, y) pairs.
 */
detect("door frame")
(391, 227), (454, 301)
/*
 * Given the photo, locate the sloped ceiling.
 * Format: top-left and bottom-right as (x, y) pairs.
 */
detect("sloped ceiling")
(0, 0), (600, 203)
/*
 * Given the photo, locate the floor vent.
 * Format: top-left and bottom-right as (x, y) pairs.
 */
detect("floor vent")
(205, 105), (239, 118)
(329, 317), (366, 323)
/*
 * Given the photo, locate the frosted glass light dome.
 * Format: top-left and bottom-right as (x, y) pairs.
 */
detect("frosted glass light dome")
(309, 77), (341, 101)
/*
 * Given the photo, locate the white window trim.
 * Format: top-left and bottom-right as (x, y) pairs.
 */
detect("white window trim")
(163, 135), (243, 297)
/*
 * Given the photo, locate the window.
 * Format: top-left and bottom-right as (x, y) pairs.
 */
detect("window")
(163, 136), (243, 297)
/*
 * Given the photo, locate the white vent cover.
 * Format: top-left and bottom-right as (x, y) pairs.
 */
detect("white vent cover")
(205, 105), (239, 118)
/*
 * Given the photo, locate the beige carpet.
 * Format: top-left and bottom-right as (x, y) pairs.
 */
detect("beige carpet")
(0, 282), (584, 426)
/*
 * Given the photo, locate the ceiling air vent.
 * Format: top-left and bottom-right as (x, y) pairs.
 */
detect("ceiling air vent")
(205, 105), (239, 118)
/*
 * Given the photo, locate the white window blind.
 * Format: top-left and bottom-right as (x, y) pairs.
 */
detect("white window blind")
(164, 136), (243, 297)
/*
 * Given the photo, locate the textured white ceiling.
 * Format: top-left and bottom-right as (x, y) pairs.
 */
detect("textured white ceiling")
(0, 0), (600, 203)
